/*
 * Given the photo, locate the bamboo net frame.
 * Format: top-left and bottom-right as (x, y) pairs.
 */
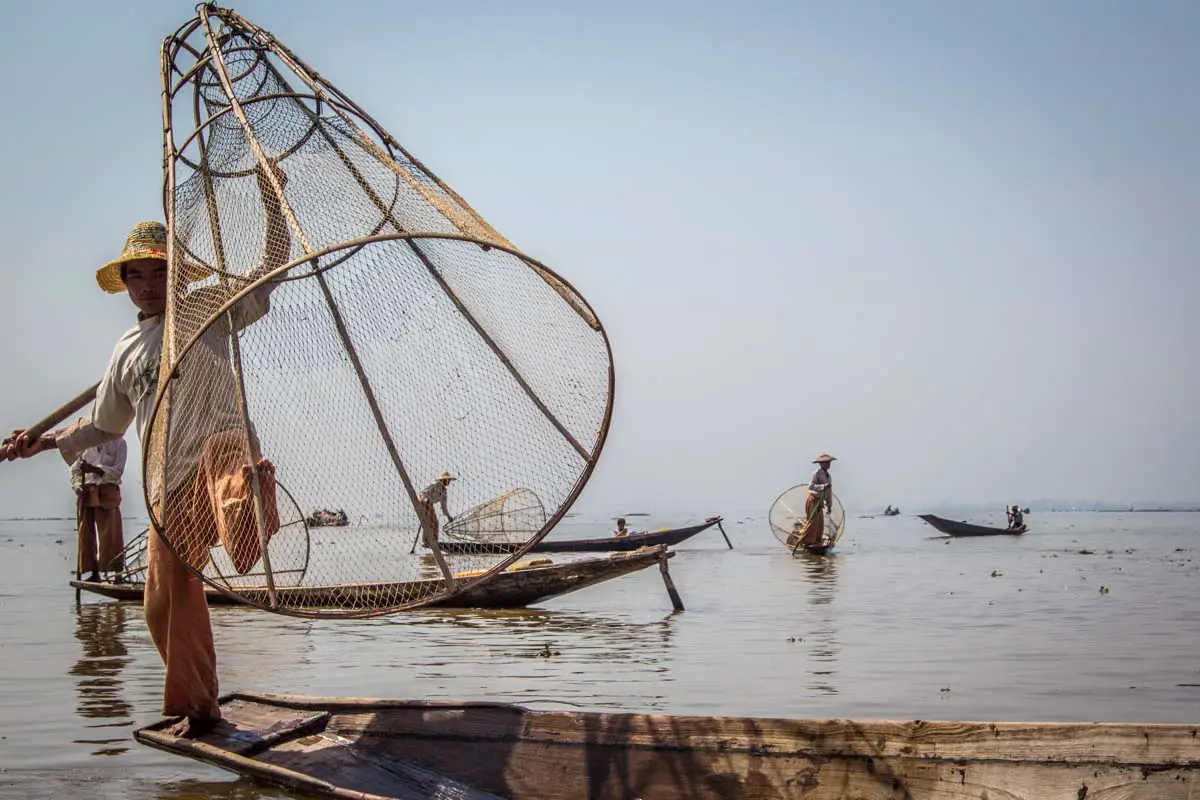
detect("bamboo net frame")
(143, 5), (614, 618)
(768, 484), (846, 552)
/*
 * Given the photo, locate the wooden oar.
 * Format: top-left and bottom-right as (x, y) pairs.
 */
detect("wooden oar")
(2, 382), (100, 461)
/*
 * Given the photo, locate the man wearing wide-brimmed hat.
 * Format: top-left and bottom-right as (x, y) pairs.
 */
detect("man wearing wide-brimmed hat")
(799, 454), (836, 548)
(3, 162), (291, 737)
(418, 470), (457, 541)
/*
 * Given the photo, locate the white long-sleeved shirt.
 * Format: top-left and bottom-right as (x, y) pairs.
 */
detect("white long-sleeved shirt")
(57, 287), (269, 500)
(69, 439), (127, 492)
(419, 480), (453, 518)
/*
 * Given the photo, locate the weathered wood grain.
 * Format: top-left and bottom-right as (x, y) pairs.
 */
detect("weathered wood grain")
(134, 693), (1200, 800)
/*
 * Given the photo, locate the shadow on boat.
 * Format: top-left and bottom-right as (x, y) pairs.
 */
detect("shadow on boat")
(313, 696), (933, 799)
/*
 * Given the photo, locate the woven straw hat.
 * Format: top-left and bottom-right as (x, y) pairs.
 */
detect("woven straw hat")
(96, 221), (212, 294)
(438, 471), (456, 482)
(813, 454), (837, 464)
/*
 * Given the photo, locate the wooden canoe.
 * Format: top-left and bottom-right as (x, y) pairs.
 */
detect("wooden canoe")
(134, 691), (1200, 800)
(70, 546), (671, 610)
(918, 514), (1027, 537)
(435, 516), (727, 555)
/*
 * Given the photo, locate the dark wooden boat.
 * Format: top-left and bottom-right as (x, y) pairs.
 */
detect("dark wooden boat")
(918, 514), (1027, 537)
(434, 516), (728, 555)
(71, 547), (672, 610)
(135, 691), (1200, 800)
(307, 514), (349, 528)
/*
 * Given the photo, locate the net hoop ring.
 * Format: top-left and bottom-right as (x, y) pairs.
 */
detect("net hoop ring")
(140, 232), (615, 617)
(768, 483), (846, 553)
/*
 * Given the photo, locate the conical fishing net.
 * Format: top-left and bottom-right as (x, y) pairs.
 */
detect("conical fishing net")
(442, 488), (547, 547)
(115, 477), (311, 587)
(143, 6), (613, 617)
(769, 484), (846, 552)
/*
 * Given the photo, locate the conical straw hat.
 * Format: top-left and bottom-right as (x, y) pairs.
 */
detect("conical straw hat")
(96, 221), (212, 293)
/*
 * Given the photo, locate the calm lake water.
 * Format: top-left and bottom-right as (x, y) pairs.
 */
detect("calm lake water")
(1, 510), (1197, 798)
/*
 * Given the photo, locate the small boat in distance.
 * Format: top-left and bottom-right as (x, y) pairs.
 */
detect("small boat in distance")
(433, 517), (729, 555)
(918, 514), (1026, 537)
(307, 509), (349, 528)
(135, 691), (1200, 799)
(883, 505), (900, 516)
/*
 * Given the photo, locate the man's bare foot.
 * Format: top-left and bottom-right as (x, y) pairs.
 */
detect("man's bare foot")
(164, 716), (221, 738)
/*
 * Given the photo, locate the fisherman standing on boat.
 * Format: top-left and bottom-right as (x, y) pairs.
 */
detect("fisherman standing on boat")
(3, 162), (291, 738)
(419, 471), (456, 540)
(70, 439), (127, 583)
(1007, 504), (1024, 530)
(799, 454), (836, 548)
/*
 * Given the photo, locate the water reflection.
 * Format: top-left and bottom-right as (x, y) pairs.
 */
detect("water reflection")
(417, 607), (676, 662)
(70, 602), (133, 755)
(796, 552), (840, 695)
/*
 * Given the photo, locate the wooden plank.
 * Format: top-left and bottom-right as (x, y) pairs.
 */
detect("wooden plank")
(137, 695), (1200, 800)
(319, 707), (1200, 767)
(310, 722), (1200, 800)
(138, 698), (329, 756)
(263, 731), (504, 799)
(138, 725), (500, 799)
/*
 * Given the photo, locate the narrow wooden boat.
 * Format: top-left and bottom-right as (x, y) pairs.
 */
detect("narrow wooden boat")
(918, 514), (1026, 537)
(435, 516), (728, 555)
(70, 547), (671, 610)
(135, 691), (1200, 800)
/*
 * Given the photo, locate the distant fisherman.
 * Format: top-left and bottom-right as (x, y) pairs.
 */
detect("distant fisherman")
(70, 439), (128, 583)
(800, 454), (836, 548)
(419, 471), (456, 540)
(1007, 504), (1024, 530)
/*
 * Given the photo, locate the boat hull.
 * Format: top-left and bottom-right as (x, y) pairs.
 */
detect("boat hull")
(918, 514), (1027, 537)
(435, 517), (722, 555)
(71, 547), (671, 610)
(135, 691), (1200, 800)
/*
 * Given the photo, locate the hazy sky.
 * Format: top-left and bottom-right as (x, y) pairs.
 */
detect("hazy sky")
(1, 0), (1197, 519)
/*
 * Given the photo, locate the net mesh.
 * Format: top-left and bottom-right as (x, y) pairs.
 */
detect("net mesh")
(143, 8), (612, 617)
(442, 488), (547, 546)
(768, 484), (846, 552)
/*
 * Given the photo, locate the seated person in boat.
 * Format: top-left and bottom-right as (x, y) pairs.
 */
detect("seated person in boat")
(1007, 504), (1024, 530)
(613, 518), (631, 537)
(799, 454), (835, 547)
(419, 471), (456, 540)
(3, 161), (292, 737)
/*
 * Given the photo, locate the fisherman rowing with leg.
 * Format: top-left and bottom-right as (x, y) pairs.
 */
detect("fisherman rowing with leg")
(3, 161), (291, 737)
(70, 439), (127, 583)
(418, 471), (457, 543)
(799, 454), (836, 549)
